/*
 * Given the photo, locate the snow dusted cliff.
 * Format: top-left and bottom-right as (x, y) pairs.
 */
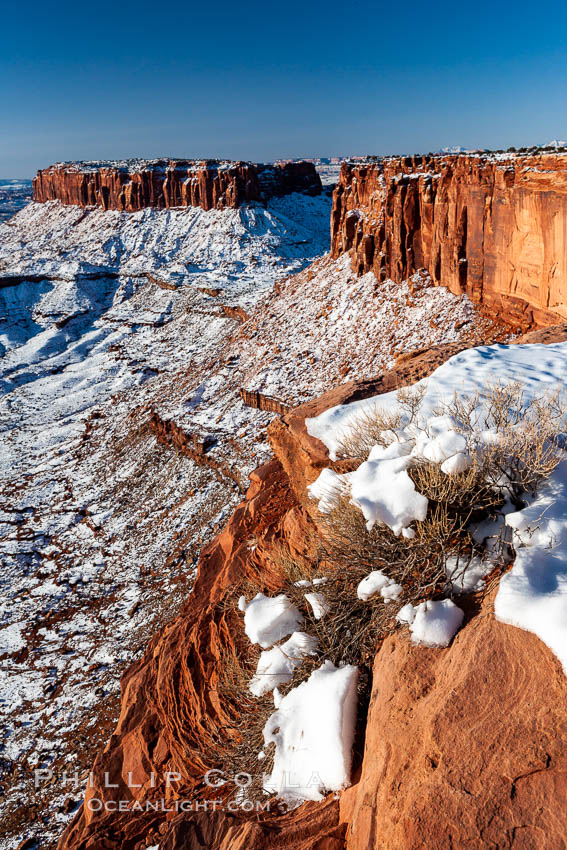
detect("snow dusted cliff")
(32, 159), (322, 211)
(331, 152), (567, 329)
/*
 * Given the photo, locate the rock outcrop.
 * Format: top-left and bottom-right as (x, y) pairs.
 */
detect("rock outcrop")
(58, 327), (567, 850)
(148, 409), (244, 492)
(33, 160), (322, 211)
(239, 388), (292, 415)
(331, 153), (567, 328)
(340, 589), (567, 850)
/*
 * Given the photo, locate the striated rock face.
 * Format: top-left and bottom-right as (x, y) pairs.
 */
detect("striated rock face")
(148, 409), (245, 493)
(239, 388), (292, 415)
(331, 153), (567, 328)
(58, 327), (567, 850)
(33, 159), (322, 211)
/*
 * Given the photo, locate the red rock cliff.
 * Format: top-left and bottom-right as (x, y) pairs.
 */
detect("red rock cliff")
(331, 153), (567, 328)
(33, 159), (322, 211)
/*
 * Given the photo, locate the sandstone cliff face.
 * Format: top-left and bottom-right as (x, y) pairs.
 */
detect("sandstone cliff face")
(58, 327), (567, 850)
(33, 160), (322, 212)
(331, 153), (567, 328)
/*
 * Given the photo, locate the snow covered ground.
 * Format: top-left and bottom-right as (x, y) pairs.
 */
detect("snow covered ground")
(234, 253), (506, 406)
(0, 195), (330, 847)
(0, 196), (505, 847)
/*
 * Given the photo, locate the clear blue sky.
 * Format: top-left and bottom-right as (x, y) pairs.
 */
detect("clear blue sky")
(2, 0), (567, 177)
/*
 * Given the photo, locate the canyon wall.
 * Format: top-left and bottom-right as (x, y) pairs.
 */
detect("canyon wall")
(331, 153), (567, 328)
(33, 159), (322, 211)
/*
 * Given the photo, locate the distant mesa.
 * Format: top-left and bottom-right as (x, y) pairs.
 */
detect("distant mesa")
(32, 158), (323, 212)
(32, 148), (567, 333)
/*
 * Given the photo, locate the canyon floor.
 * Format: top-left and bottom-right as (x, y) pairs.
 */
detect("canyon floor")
(0, 191), (509, 849)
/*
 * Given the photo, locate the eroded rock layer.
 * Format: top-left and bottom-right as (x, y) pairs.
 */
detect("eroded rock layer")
(331, 153), (567, 328)
(33, 160), (322, 211)
(58, 327), (567, 850)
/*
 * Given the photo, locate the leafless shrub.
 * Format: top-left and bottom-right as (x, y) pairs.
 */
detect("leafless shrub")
(321, 380), (567, 604)
(336, 384), (426, 459)
(335, 406), (403, 460)
(446, 383), (567, 503)
(207, 642), (275, 804)
(397, 381), (428, 422)
(319, 492), (483, 606)
(266, 547), (379, 770)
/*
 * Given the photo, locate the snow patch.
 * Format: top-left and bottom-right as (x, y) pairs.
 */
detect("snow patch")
(249, 632), (318, 697)
(357, 570), (403, 603)
(495, 460), (567, 673)
(242, 593), (303, 649)
(307, 467), (349, 514)
(262, 660), (358, 802)
(397, 599), (464, 647)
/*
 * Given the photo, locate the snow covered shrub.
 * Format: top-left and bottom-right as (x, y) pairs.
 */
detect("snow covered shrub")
(274, 543), (386, 669)
(336, 384), (426, 460)
(319, 381), (567, 607)
(318, 491), (484, 611)
(446, 381), (567, 504)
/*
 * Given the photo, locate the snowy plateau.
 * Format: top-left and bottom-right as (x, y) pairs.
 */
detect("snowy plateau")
(0, 187), (510, 847)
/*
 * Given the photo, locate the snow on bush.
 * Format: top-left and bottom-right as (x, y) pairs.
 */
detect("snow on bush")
(237, 579), (363, 804)
(240, 592), (303, 648)
(349, 443), (428, 536)
(307, 467), (350, 514)
(249, 632), (319, 697)
(305, 591), (330, 619)
(262, 660), (358, 802)
(357, 570), (402, 602)
(413, 417), (470, 470)
(381, 582), (403, 602)
(396, 599), (464, 647)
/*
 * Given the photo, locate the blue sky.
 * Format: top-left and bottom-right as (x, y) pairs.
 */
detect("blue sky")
(2, 0), (567, 176)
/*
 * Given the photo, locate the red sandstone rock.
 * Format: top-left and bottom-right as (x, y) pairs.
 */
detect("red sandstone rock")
(32, 160), (322, 212)
(341, 587), (567, 849)
(239, 388), (291, 415)
(331, 153), (567, 329)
